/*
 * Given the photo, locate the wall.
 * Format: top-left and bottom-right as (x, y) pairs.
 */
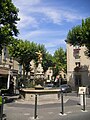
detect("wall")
(67, 44), (90, 90)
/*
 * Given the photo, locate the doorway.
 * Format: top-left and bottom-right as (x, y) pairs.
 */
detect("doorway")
(74, 74), (82, 87)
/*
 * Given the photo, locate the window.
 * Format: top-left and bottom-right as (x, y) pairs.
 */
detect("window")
(73, 46), (80, 59)
(75, 62), (80, 67)
(19, 64), (22, 74)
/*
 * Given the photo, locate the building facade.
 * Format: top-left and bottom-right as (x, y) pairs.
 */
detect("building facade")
(67, 44), (90, 90)
(0, 47), (19, 90)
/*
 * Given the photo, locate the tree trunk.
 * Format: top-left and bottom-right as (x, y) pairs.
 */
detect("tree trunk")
(23, 63), (26, 85)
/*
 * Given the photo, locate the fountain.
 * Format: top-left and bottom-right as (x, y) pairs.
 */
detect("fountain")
(19, 51), (60, 101)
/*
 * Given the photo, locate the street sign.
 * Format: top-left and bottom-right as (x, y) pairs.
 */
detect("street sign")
(78, 87), (86, 94)
(78, 87), (87, 106)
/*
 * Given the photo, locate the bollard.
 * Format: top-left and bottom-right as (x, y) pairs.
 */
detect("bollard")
(60, 91), (64, 114)
(82, 92), (85, 111)
(34, 94), (38, 119)
(0, 94), (6, 120)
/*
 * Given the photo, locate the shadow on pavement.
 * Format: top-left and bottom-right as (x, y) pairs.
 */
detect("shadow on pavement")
(4, 94), (20, 103)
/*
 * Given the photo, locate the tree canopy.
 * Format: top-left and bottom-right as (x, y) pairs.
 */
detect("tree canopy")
(8, 39), (52, 78)
(66, 17), (90, 57)
(8, 39), (38, 78)
(42, 52), (54, 72)
(53, 48), (67, 77)
(0, 0), (20, 54)
(8, 38), (67, 81)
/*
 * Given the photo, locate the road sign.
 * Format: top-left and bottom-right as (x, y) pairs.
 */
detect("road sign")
(78, 87), (86, 94)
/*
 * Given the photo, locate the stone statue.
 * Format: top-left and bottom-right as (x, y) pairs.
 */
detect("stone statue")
(35, 51), (44, 86)
(36, 50), (42, 63)
(30, 60), (36, 73)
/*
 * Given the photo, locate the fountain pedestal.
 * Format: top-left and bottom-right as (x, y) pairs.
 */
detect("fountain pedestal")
(34, 84), (44, 90)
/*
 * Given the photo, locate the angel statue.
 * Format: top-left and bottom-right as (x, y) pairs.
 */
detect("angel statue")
(36, 50), (42, 63)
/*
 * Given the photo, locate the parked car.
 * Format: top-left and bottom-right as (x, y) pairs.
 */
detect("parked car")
(60, 84), (72, 93)
(45, 83), (54, 89)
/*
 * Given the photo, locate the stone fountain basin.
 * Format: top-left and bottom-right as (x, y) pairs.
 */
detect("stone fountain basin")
(19, 88), (60, 101)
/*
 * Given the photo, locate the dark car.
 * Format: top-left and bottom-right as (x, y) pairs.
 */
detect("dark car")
(60, 84), (72, 93)
(45, 83), (54, 89)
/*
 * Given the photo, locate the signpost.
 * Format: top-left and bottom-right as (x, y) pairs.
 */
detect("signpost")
(78, 87), (86, 111)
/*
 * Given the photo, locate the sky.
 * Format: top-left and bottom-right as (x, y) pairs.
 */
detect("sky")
(12, 0), (90, 55)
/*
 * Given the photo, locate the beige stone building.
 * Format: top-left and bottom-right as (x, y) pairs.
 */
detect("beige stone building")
(45, 67), (53, 82)
(0, 47), (19, 89)
(67, 44), (90, 90)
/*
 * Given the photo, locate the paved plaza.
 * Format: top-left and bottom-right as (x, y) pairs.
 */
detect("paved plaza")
(2, 92), (90, 120)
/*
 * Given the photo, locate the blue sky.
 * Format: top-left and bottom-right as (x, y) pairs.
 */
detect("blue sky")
(12, 0), (90, 55)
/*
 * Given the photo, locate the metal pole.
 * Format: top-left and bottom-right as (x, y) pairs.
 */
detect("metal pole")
(34, 94), (38, 119)
(82, 92), (85, 111)
(7, 70), (10, 89)
(61, 91), (64, 114)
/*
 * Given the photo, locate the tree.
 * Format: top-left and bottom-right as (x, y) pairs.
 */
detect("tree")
(0, 0), (20, 54)
(66, 17), (90, 57)
(8, 39), (38, 79)
(8, 39), (55, 80)
(8, 39), (52, 75)
(53, 48), (67, 77)
(42, 52), (54, 72)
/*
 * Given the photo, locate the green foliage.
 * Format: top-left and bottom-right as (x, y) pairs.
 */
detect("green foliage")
(52, 65), (59, 78)
(42, 52), (54, 72)
(67, 25), (82, 45)
(0, 0), (20, 54)
(8, 38), (66, 80)
(66, 17), (90, 57)
(53, 48), (67, 77)
(8, 39), (38, 71)
(8, 39), (50, 77)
